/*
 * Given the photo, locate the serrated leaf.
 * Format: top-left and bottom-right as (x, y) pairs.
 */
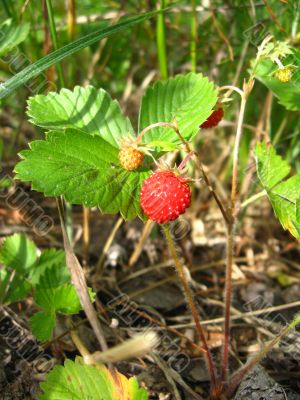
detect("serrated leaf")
(139, 73), (218, 145)
(27, 86), (134, 148)
(0, 269), (31, 304)
(29, 248), (67, 285)
(35, 283), (82, 314)
(34, 265), (95, 314)
(15, 128), (151, 220)
(34, 265), (81, 314)
(255, 142), (300, 237)
(29, 311), (55, 342)
(255, 48), (300, 111)
(0, 19), (30, 56)
(255, 140), (291, 188)
(0, 233), (37, 272)
(39, 358), (148, 400)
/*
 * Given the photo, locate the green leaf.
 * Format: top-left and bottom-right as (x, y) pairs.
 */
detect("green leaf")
(0, 269), (31, 304)
(34, 266), (95, 314)
(139, 73), (218, 145)
(30, 263), (94, 341)
(0, 19), (30, 56)
(34, 265), (80, 313)
(29, 248), (67, 285)
(145, 140), (178, 152)
(255, 140), (291, 188)
(128, 377), (149, 400)
(39, 359), (116, 400)
(35, 283), (82, 314)
(255, 48), (300, 111)
(29, 311), (56, 342)
(255, 142), (300, 238)
(0, 233), (37, 272)
(0, 11), (157, 100)
(15, 129), (151, 220)
(39, 358), (148, 400)
(27, 86), (134, 148)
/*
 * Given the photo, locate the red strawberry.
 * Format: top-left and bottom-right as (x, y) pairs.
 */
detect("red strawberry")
(140, 170), (191, 223)
(200, 107), (224, 129)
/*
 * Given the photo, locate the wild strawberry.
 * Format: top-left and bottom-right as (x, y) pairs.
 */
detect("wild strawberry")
(200, 107), (224, 129)
(140, 170), (191, 223)
(275, 66), (293, 83)
(119, 146), (144, 171)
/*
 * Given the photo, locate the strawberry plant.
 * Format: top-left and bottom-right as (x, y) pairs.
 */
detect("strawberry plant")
(2, 2), (300, 400)
(14, 62), (300, 397)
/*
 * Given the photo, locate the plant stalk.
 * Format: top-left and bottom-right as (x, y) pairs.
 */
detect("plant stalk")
(221, 92), (248, 384)
(156, 0), (168, 80)
(240, 190), (267, 209)
(45, 0), (65, 88)
(162, 224), (218, 395)
(56, 197), (108, 352)
(190, 0), (197, 72)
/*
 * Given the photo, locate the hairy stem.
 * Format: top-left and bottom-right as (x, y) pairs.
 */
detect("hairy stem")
(162, 224), (218, 395)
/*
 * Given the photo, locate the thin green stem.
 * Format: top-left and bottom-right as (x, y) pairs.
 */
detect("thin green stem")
(240, 190), (267, 209)
(292, 1), (300, 38)
(156, 0), (168, 80)
(272, 116), (288, 146)
(45, 0), (65, 87)
(162, 224), (218, 396)
(190, 0), (197, 72)
(3, 0), (12, 17)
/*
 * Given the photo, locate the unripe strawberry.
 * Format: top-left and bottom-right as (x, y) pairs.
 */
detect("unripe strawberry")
(200, 107), (224, 129)
(119, 146), (144, 171)
(140, 170), (191, 223)
(275, 66), (292, 83)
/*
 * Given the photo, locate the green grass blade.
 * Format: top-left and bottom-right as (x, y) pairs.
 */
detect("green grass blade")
(156, 1), (168, 80)
(0, 11), (157, 100)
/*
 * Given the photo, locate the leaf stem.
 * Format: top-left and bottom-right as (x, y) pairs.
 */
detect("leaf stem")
(162, 224), (218, 396)
(240, 190), (267, 209)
